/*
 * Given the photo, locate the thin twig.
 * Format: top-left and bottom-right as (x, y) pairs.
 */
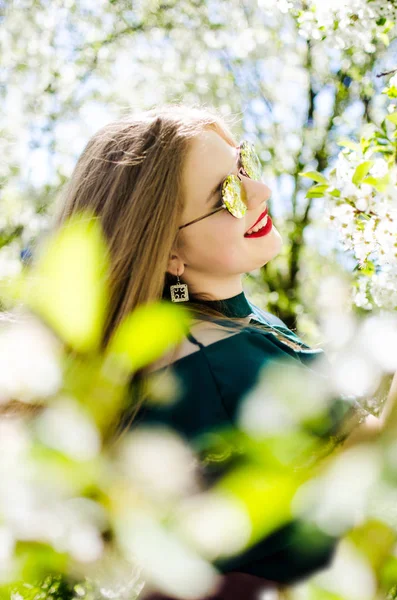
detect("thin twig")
(376, 68), (397, 78)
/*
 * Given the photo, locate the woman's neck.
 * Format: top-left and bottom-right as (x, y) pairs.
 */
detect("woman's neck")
(183, 272), (244, 301)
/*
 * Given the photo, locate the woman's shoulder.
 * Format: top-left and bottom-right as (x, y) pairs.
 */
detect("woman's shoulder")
(146, 319), (247, 373)
(248, 301), (288, 329)
(144, 318), (307, 426)
(133, 321), (249, 439)
(148, 311), (322, 376)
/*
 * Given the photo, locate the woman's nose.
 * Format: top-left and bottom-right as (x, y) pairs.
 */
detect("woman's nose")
(239, 173), (271, 209)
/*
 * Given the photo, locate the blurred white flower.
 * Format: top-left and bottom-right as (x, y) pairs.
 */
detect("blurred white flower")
(0, 419), (30, 467)
(73, 551), (145, 600)
(357, 314), (397, 372)
(311, 539), (376, 600)
(3, 491), (106, 565)
(371, 270), (397, 310)
(331, 350), (381, 398)
(35, 397), (101, 461)
(66, 523), (104, 563)
(355, 197), (369, 212)
(0, 316), (62, 403)
(367, 480), (397, 531)
(293, 444), (381, 536)
(0, 526), (14, 571)
(319, 313), (356, 350)
(370, 158), (388, 179)
(119, 427), (200, 502)
(0, 245), (22, 279)
(238, 359), (332, 436)
(117, 512), (221, 600)
(316, 275), (352, 313)
(353, 280), (373, 311)
(172, 491), (251, 560)
(389, 74), (397, 88)
(238, 381), (297, 436)
(335, 155), (357, 187)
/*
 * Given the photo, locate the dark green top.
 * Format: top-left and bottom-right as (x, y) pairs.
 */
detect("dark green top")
(127, 291), (368, 585)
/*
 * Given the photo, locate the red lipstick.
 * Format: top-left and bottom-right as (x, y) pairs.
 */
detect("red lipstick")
(244, 216), (273, 238)
(246, 208), (268, 234)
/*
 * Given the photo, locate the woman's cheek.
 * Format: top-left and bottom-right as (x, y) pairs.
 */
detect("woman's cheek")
(211, 243), (243, 271)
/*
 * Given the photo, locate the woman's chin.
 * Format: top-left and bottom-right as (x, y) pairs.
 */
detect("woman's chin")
(270, 225), (282, 246)
(264, 225), (282, 253)
(265, 229), (283, 263)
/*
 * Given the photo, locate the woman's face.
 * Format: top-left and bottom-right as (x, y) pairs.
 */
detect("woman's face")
(169, 128), (282, 297)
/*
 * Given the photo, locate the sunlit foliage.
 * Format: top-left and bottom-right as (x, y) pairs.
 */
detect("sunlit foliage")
(2, 1), (397, 598)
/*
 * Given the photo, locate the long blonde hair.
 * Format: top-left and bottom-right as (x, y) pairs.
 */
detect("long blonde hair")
(52, 103), (252, 434)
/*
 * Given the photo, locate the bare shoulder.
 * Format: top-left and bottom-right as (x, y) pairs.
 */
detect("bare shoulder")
(146, 320), (243, 372)
(190, 319), (243, 345)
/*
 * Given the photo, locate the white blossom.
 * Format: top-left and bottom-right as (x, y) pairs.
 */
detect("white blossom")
(323, 120), (397, 311)
(0, 316), (62, 403)
(282, 0), (397, 52)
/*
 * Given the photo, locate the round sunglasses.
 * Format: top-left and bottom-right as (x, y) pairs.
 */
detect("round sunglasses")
(178, 141), (263, 230)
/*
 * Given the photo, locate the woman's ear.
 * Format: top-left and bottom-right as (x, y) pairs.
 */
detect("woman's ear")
(167, 253), (184, 277)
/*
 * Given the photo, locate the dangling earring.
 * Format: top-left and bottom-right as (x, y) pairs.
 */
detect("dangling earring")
(170, 270), (189, 302)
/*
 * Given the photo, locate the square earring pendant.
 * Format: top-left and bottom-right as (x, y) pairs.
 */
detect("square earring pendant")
(170, 283), (189, 302)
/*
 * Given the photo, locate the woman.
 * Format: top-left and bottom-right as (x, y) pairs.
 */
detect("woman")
(53, 104), (394, 599)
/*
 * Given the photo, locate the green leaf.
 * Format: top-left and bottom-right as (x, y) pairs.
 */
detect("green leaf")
(15, 542), (69, 584)
(305, 585), (344, 600)
(360, 137), (371, 153)
(306, 184), (328, 198)
(381, 118), (388, 134)
(22, 212), (109, 353)
(371, 144), (394, 155)
(361, 176), (378, 186)
(216, 463), (301, 546)
(382, 556), (397, 591)
(382, 85), (397, 98)
(356, 219), (365, 232)
(362, 173), (390, 192)
(373, 136), (390, 146)
(379, 32), (390, 46)
(107, 301), (192, 374)
(329, 188), (341, 197)
(298, 171), (328, 184)
(358, 260), (376, 277)
(383, 20), (395, 35)
(352, 161), (374, 185)
(386, 112), (397, 125)
(337, 138), (361, 152)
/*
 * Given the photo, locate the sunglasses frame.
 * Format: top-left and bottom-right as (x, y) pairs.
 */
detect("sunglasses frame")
(178, 140), (261, 230)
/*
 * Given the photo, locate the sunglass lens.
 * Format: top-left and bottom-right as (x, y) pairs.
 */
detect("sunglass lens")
(240, 142), (262, 180)
(222, 174), (247, 218)
(220, 142), (262, 219)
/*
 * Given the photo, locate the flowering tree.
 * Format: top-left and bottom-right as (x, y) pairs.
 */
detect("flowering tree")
(301, 78), (397, 313)
(289, 0), (397, 315)
(2, 1), (397, 598)
(1, 0), (396, 331)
